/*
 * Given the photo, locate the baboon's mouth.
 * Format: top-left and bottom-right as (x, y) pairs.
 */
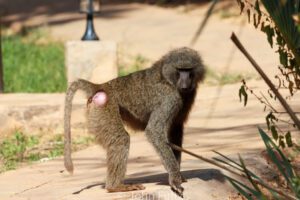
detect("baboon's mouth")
(179, 88), (193, 93)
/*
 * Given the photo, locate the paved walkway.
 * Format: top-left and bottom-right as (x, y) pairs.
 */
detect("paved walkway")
(1, 81), (299, 199)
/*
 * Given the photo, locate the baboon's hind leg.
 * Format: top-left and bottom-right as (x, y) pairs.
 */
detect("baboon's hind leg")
(105, 129), (144, 192)
(87, 102), (145, 192)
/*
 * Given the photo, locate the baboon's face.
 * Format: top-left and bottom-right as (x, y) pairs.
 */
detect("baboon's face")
(175, 68), (195, 93)
(162, 64), (202, 94)
(161, 47), (205, 94)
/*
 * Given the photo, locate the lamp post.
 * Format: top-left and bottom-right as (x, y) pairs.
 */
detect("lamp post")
(80, 0), (100, 41)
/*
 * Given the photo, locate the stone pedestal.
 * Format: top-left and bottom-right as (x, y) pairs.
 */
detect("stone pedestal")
(65, 41), (118, 84)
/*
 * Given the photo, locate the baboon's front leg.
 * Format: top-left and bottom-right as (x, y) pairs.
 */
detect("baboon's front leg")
(168, 123), (184, 166)
(168, 123), (187, 183)
(145, 97), (184, 197)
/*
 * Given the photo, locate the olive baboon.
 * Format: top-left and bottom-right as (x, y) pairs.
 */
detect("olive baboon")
(64, 47), (205, 196)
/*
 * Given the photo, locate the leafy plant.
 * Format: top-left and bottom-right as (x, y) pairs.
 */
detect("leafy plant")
(238, 0), (300, 90)
(219, 128), (299, 200)
(236, 0), (300, 147)
(226, 1), (300, 199)
(170, 131), (299, 199)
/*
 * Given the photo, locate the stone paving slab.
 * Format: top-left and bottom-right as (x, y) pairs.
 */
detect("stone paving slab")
(0, 139), (236, 200)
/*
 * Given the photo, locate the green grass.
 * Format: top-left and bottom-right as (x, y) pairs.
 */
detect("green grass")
(0, 131), (93, 173)
(2, 29), (66, 93)
(204, 68), (256, 85)
(118, 55), (255, 85)
(0, 131), (39, 171)
(118, 54), (149, 77)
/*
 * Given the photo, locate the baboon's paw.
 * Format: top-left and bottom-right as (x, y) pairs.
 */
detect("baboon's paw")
(181, 174), (187, 183)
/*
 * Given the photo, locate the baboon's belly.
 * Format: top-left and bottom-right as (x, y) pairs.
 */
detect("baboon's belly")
(119, 106), (150, 130)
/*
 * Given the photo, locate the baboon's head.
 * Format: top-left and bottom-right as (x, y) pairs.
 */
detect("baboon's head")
(162, 47), (205, 93)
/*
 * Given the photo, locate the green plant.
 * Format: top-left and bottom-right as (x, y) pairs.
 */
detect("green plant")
(2, 28), (66, 93)
(48, 134), (64, 158)
(237, 0), (300, 147)
(0, 131), (39, 171)
(225, 1), (300, 199)
(237, 0), (300, 89)
(43, 134), (94, 159)
(220, 128), (299, 199)
(292, 177), (300, 196)
(219, 9), (239, 19)
(205, 68), (255, 86)
(118, 54), (148, 77)
(0, 131), (94, 173)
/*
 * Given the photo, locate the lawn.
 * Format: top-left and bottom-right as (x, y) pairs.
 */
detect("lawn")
(2, 29), (67, 93)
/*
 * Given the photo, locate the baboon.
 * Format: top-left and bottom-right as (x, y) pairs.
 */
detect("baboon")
(64, 47), (205, 196)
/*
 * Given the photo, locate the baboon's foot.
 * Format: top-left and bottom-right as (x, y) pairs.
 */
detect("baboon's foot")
(106, 184), (145, 193)
(181, 174), (187, 183)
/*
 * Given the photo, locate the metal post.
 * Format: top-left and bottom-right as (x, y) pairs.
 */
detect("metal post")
(81, 0), (99, 41)
(81, 13), (99, 41)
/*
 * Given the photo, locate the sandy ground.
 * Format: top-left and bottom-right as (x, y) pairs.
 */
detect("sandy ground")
(0, 81), (299, 200)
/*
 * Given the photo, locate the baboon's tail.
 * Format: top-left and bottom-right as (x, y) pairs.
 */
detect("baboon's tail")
(64, 79), (97, 174)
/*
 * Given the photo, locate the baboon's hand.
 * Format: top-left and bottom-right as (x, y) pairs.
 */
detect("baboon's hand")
(169, 173), (184, 198)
